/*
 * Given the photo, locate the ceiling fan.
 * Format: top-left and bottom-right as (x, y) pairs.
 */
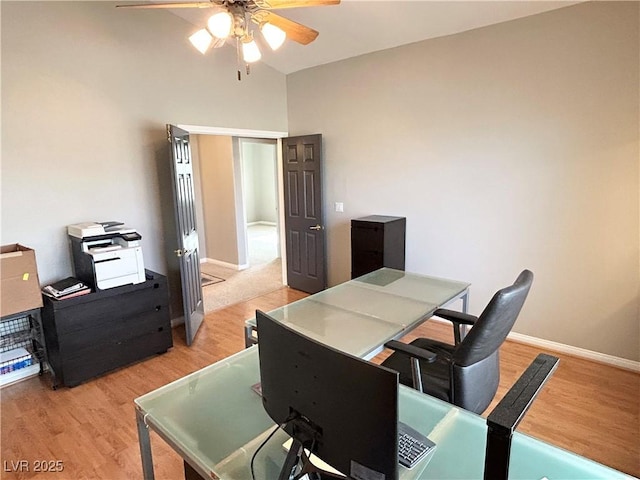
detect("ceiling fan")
(116, 0), (340, 79)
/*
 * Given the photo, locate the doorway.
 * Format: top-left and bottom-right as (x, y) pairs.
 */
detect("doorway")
(190, 133), (285, 313)
(240, 138), (280, 267)
(166, 125), (327, 342)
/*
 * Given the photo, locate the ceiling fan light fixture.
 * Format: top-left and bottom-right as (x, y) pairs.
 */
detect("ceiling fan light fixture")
(117, 0), (339, 79)
(260, 22), (286, 51)
(207, 11), (233, 39)
(241, 36), (262, 63)
(189, 28), (213, 54)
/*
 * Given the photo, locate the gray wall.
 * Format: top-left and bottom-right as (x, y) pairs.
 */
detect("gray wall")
(195, 135), (240, 265)
(1, 1), (287, 315)
(287, 2), (639, 361)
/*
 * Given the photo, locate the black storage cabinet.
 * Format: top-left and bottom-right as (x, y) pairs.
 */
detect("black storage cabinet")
(41, 270), (172, 388)
(351, 215), (406, 279)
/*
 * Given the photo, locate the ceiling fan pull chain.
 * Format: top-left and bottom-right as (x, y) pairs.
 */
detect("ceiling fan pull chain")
(236, 37), (242, 81)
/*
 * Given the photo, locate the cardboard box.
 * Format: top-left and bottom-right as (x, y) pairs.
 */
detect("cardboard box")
(1, 244), (43, 317)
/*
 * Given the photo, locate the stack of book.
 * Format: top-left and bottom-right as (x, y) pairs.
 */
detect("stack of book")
(42, 277), (90, 300)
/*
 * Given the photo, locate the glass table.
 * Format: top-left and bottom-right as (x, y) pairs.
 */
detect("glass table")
(244, 268), (470, 359)
(135, 346), (634, 480)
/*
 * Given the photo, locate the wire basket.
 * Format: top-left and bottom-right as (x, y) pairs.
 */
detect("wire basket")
(0, 313), (43, 374)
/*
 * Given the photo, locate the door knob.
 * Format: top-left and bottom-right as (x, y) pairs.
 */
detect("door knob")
(309, 225), (323, 231)
(174, 249), (184, 257)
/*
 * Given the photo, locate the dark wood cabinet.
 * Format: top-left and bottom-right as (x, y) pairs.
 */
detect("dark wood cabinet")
(42, 270), (172, 388)
(351, 215), (406, 279)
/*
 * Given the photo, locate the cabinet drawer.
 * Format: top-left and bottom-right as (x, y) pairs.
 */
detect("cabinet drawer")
(52, 287), (167, 335)
(352, 250), (383, 266)
(61, 328), (172, 387)
(351, 224), (384, 252)
(57, 308), (169, 355)
(352, 251), (383, 278)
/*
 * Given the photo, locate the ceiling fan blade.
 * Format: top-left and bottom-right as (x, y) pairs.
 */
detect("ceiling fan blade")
(259, 11), (318, 45)
(116, 2), (216, 9)
(254, 0), (339, 9)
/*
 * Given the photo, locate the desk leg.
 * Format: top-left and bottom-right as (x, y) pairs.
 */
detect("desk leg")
(244, 324), (257, 348)
(461, 289), (470, 338)
(462, 289), (469, 314)
(136, 408), (155, 480)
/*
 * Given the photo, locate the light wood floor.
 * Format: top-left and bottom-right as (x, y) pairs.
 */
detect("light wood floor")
(1, 287), (638, 479)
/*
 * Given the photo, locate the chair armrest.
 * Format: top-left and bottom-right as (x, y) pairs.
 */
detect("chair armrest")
(433, 308), (478, 325)
(433, 309), (478, 345)
(384, 340), (437, 363)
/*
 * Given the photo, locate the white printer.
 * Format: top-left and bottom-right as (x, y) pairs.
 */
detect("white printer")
(68, 221), (146, 290)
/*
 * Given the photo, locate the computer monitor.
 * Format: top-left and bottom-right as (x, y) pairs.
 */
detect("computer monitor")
(256, 309), (400, 480)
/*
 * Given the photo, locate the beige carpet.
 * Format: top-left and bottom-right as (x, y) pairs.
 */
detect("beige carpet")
(246, 224), (279, 266)
(201, 258), (283, 313)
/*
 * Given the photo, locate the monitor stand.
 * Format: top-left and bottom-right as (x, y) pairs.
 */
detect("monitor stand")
(277, 419), (346, 480)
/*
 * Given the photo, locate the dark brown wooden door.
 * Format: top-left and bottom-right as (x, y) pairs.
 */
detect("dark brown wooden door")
(283, 134), (326, 293)
(168, 124), (204, 345)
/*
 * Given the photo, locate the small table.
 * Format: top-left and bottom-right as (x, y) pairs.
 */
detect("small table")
(244, 268), (470, 359)
(135, 347), (633, 480)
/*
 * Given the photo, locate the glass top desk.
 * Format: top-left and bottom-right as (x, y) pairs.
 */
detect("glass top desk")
(243, 268), (470, 359)
(135, 346), (633, 480)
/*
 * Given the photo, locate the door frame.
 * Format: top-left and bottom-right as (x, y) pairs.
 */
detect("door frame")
(178, 124), (289, 284)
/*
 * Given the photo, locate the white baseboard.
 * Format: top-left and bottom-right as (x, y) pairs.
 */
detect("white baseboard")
(247, 221), (277, 227)
(430, 317), (639, 372)
(506, 332), (640, 372)
(201, 258), (249, 271)
(171, 315), (184, 328)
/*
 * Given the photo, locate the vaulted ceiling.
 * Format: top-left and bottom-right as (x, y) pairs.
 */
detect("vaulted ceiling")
(167, 1), (581, 74)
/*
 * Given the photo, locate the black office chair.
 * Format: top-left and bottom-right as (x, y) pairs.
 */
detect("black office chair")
(381, 270), (534, 414)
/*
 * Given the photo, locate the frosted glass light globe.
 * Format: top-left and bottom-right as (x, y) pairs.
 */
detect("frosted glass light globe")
(242, 37), (262, 63)
(261, 22), (286, 50)
(207, 11), (232, 39)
